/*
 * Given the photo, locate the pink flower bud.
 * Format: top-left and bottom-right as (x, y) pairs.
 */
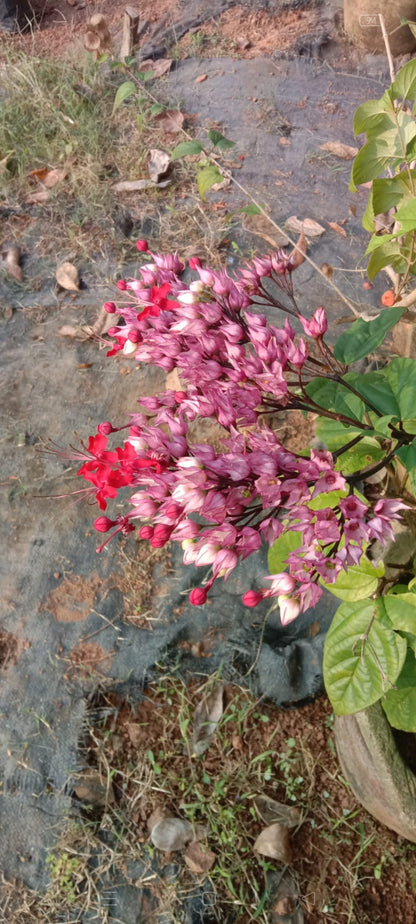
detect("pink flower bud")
(97, 421), (114, 435)
(189, 587), (207, 605)
(128, 329), (141, 343)
(242, 590), (263, 607)
(94, 516), (117, 533)
(136, 239), (149, 252)
(104, 301), (117, 313)
(150, 524), (174, 547)
(139, 525), (154, 540)
(117, 279), (127, 291)
(189, 256), (202, 269)
(174, 391), (187, 403)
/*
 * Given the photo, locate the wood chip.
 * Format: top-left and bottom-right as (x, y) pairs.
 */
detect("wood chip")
(328, 221), (347, 238)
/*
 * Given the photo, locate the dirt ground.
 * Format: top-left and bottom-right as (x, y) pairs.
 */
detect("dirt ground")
(2, 0), (416, 921)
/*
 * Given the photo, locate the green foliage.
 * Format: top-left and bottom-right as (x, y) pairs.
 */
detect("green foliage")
(350, 59), (416, 289)
(112, 80), (136, 113)
(323, 601), (407, 715)
(267, 531), (302, 574)
(322, 556), (384, 602)
(197, 164), (223, 200)
(208, 129), (236, 149)
(171, 140), (204, 159)
(333, 308), (405, 364)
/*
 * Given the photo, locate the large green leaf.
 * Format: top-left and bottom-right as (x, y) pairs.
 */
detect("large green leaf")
(305, 377), (364, 422)
(395, 199), (416, 233)
(322, 555), (384, 602)
(385, 357), (416, 419)
(197, 164), (223, 200)
(333, 438), (384, 475)
(315, 417), (362, 449)
(391, 57), (416, 101)
(353, 98), (392, 135)
(333, 307), (405, 364)
(323, 600), (407, 714)
(350, 139), (391, 187)
(379, 594), (416, 634)
(267, 531), (302, 574)
(372, 174), (411, 214)
(344, 369), (398, 416)
(382, 650), (416, 731)
(366, 241), (407, 280)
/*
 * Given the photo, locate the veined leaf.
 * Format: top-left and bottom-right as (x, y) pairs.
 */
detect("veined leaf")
(112, 80), (136, 113)
(353, 98), (393, 135)
(171, 140), (204, 160)
(334, 307), (405, 364)
(392, 57), (416, 101)
(382, 649), (416, 731)
(323, 600), (406, 714)
(350, 139), (391, 187)
(305, 376), (364, 422)
(322, 555), (384, 602)
(208, 129), (235, 149)
(197, 164), (223, 200)
(367, 241), (407, 280)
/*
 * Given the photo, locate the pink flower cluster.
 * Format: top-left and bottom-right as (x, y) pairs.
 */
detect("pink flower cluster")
(75, 244), (403, 624)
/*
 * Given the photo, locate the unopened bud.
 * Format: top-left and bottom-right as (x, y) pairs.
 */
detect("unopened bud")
(104, 301), (117, 313)
(136, 239), (149, 252)
(189, 587), (207, 605)
(94, 516), (117, 533)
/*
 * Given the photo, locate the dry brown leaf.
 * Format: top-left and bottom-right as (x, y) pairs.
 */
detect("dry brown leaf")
(184, 841), (216, 875)
(253, 822), (292, 862)
(290, 230), (306, 269)
(196, 74), (208, 83)
(320, 141), (359, 160)
(243, 213), (289, 248)
(43, 168), (67, 189)
(28, 167), (49, 181)
(211, 177), (231, 192)
(56, 262), (80, 291)
(74, 768), (114, 805)
(26, 189), (50, 204)
(286, 216), (325, 237)
(113, 178), (155, 192)
(254, 795), (301, 829)
(6, 245), (22, 282)
(153, 109), (184, 135)
(58, 324), (82, 338)
(150, 817), (194, 852)
(141, 58), (173, 78)
(328, 221), (347, 238)
(191, 683), (224, 757)
(148, 148), (170, 183)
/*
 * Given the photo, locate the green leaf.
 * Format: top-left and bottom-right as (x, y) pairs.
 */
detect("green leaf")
(352, 370), (399, 416)
(365, 232), (397, 254)
(305, 376), (364, 422)
(197, 164), (223, 200)
(361, 194), (375, 232)
(170, 140), (204, 160)
(149, 102), (164, 115)
(333, 307), (405, 364)
(308, 489), (348, 511)
(379, 594), (416, 634)
(353, 98), (393, 135)
(315, 417), (362, 449)
(372, 175), (410, 214)
(382, 649), (416, 731)
(112, 80), (136, 113)
(395, 199), (416, 233)
(350, 139), (391, 187)
(334, 438), (384, 475)
(367, 241), (407, 280)
(267, 531), (302, 574)
(396, 438), (416, 471)
(368, 413), (397, 437)
(322, 555), (384, 602)
(239, 204), (262, 215)
(208, 129), (235, 149)
(323, 600), (407, 714)
(385, 357), (416, 419)
(392, 57), (416, 101)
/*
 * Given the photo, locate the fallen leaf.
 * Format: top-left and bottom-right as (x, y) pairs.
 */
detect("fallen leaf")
(320, 141), (359, 160)
(74, 768), (114, 805)
(269, 869), (303, 923)
(184, 841), (216, 874)
(243, 212), (289, 248)
(6, 245), (22, 282)
(279, 137), (290, 146)
(254, 795), (301, 829)
(150, 817), (194, 852)
(141, 58), (172, 78)
(56, 261), (80, 291)
(147, 806), (165, 832)
(286, 216), (325, 237)
(58, 325), (82, 338)
(290, 230), (306, 269)
(309, 620), (321, 638)
(42, 168), (67, 189)
(191, 683), (224, 757)
(254, 823), (292, 862)
(28, 167), (49, 181)
(195, 74), (208, 83)
(148, 148), (170, 183)
(25, 189), (50, 204)
(113, 178), (155, 192)
(328, 221), (347, 238)
(153, 109), (184, 134)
